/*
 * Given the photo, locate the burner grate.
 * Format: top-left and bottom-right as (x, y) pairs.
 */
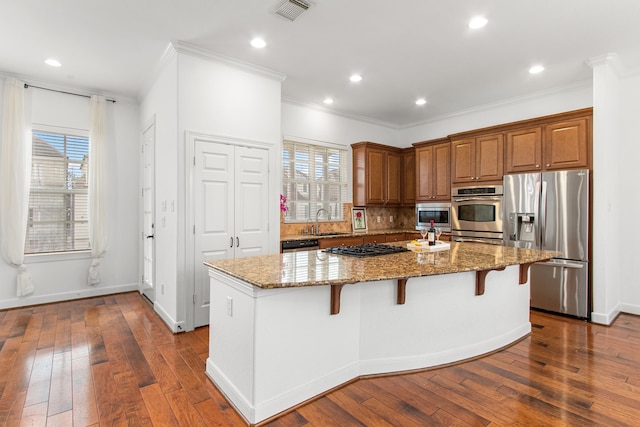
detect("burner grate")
(323, 243), (409, 258)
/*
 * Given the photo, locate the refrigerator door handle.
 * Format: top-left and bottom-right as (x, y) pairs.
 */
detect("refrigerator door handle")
(539, 180), (547, 248)
(537, 259), (585, 269)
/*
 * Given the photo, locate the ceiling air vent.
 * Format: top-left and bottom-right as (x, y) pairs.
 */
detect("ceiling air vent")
(275, 0), (311, 22)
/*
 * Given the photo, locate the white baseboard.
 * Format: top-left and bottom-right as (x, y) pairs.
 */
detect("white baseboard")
(618, 303), (640, 317)
(0, 283), (139, 310)
(591, 304), (621, 325)
(154, 301), (182, 333)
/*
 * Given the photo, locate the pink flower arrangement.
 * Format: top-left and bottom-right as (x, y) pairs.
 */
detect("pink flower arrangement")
(280, 194), (288, 213)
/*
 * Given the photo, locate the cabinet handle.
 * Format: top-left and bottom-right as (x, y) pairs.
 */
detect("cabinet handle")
(536, 164), (540, 168)
(236, 237), (240, 247)
(230, 237), (233, 248)
(546, 164), (550, 167)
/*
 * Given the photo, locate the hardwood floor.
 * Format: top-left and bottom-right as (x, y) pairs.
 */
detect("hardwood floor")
(1, 292), (640, 426)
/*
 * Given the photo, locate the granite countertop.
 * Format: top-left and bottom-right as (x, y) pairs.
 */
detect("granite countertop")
(281, 229), (425, 242)
(204, 241), (560, 289)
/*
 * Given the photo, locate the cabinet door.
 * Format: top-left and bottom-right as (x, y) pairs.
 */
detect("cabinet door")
(363, 234), (384, 244)
(402, 149), (416, 205)
(506, 127), (542, 173)
(544, 118), (588, 170)
(385, 150), (402, 205)
(366, 148), (386, 204)
(451, 139), (476, 183)
(318, 236), (363, 249)
(433, 143), (451, 200)
(385, 233), (405, 242)
(416, 145), (434, 200)
(475, 133), (504, 182)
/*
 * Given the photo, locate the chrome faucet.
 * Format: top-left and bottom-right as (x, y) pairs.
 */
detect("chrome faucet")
(314, 208), (331, 235)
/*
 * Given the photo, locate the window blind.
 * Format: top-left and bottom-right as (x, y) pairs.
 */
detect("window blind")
(282, 140), (348, 222)
(26, 130), (90, 254)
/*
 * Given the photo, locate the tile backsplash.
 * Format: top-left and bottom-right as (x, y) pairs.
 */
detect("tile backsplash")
(280, 203), (416, 237)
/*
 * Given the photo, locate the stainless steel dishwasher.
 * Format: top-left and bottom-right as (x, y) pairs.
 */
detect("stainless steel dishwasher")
(281, 238), (319, 253)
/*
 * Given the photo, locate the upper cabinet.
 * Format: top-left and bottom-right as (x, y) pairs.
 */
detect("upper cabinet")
(505, 112), (591, 173)
(414, 138), (450, 201)
(451, 133), (503, 184)
(402, 147), (416, 205)
(352, 142), (402, 206)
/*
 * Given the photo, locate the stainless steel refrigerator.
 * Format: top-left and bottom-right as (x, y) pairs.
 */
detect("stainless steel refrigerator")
(503, 170), (590, 318)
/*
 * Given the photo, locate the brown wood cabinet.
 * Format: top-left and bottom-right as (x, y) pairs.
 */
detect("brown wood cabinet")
(414, 138), (450, 201)
(451, 133), (503, 184)
(352, 142), (402, 206)
(505, 115), (590, 173)
(544, 118), (589, 170)
(505, 126), (543, 173)
(401, 148), (416, 205)
(384, 233), (406, 242)
(318, 236), (364, 249)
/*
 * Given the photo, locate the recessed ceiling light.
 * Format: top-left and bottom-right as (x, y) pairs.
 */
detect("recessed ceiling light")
(45, 58), (62, 67)
(415, 98), (427, 106)
(529, 65), (545, 74)
(323, 98), (334, 105)
(349, 74), (362, 83)
(250, 38), (267, 48)
(468, 16), (488, 29)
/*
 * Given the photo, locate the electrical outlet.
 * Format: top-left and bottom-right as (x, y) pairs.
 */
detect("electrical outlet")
(227, 296), (233, 317)
(377, 216), (381, 223)
(389, 215), (394, 223)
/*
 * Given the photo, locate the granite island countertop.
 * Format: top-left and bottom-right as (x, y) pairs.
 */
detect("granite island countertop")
(204, 241), (560, 289)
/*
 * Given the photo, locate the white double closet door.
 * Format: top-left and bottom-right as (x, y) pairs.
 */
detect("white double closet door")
(193, 139), (270, 327)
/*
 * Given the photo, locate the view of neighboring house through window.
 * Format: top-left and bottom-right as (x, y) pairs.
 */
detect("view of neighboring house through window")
(26, 129), (90, 254)
(282, 140), (348, 222)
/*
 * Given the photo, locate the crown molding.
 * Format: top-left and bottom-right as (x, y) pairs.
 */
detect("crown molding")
(282, 96), (400, 129)
(172, 41), (286, 83)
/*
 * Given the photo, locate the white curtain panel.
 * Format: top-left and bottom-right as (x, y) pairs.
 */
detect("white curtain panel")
(88, 95), (110, 285)
(0, 78), (33, 296)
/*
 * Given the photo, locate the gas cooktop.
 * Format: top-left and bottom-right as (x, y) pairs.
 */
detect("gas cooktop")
(323, 243), (409, 258)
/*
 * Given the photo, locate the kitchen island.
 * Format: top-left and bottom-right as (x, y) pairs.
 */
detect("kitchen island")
(204, 242), (558, 424)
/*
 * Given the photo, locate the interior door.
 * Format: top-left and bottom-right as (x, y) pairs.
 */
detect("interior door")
(141, 122), (155, 303)
(193, 141), (235, 327)
(192, 142), (270, 327)
(234, 146), (270, 258)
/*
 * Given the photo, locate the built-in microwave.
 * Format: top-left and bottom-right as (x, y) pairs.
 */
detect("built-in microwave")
(416, 203), (451, 232)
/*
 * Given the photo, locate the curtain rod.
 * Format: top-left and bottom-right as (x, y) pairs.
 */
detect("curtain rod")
(23, 83), (116, 103)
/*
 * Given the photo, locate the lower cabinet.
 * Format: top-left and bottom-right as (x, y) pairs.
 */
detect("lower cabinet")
(318, 232), (418, 248)
(318, 236), (363, 249)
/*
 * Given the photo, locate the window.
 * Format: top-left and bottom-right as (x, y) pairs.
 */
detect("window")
(26, 129), (90, 254)
(282, 140), (348, 222)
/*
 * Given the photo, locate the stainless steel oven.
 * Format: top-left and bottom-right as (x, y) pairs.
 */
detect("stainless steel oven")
(451, 185), (503, 244)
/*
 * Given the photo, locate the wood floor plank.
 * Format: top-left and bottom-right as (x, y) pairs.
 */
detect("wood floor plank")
(140, 383), (180, 427)
(72, 356), (100, 427)
(165, 388), (207, 427)
(24, 347), (54, 407)
(3, 293), (640, 426)
(47, 350), (73, 416)
(113, 370), (154, 426)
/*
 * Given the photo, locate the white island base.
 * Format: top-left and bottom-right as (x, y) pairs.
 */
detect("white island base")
(206, 265), (530, 424)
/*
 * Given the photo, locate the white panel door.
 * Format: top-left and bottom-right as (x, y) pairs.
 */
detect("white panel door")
(194, 141), (235, 327)
(235, 146), (270, 258)
(193, 141), (270, 327)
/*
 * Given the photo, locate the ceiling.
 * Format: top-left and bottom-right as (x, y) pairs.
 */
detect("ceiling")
(1, 0), (639, 127)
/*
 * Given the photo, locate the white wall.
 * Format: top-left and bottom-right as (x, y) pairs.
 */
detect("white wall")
(139, 52), (180, 329)
(139, 45), (283, 331)
(400, 82), (593, 143)
(282, 102), (401, 148)
(0, 77), (140, 309)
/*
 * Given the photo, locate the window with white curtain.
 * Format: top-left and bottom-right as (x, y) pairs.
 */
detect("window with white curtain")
(282, 140), (348, 222)
(25, 128), (90, 254)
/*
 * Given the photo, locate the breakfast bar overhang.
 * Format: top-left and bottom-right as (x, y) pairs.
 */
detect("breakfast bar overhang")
(204, 242), (558, 425)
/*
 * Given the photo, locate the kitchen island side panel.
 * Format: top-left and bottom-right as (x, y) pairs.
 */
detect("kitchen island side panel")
(206, 265), (531, 424)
